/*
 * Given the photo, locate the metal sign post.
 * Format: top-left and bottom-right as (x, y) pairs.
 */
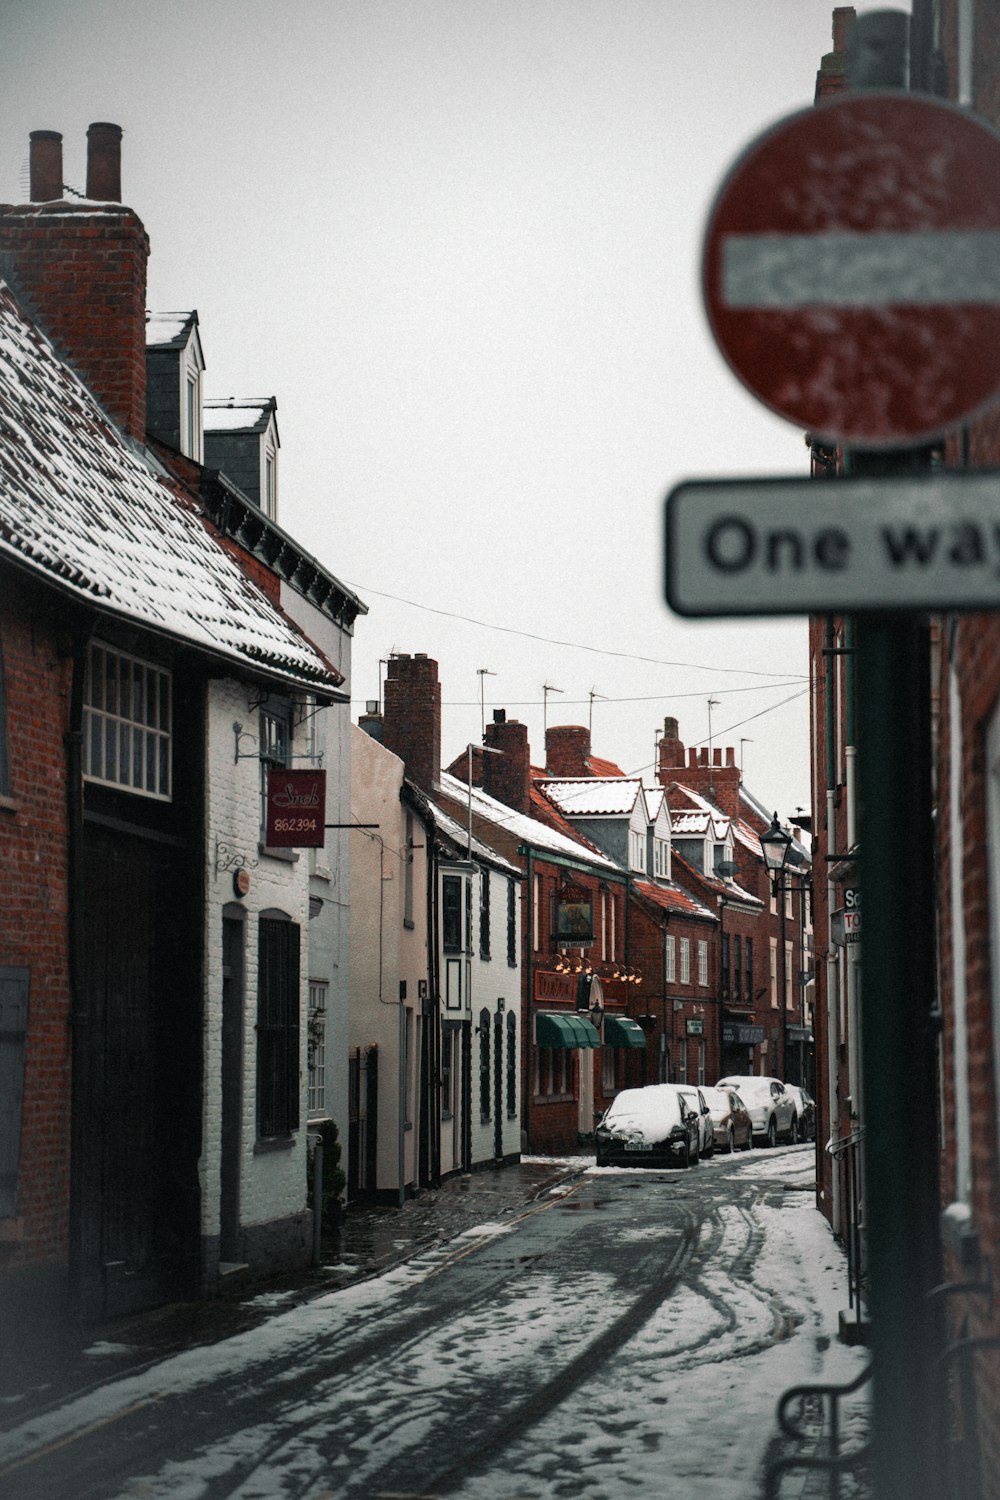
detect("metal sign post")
(672, 15), (1000, 1496)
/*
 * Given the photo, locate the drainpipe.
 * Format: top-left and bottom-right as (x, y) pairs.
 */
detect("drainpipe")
(825, 616), (841, 1234)
(66, 617), (95, 1315)
(844, 618), (861, 1122)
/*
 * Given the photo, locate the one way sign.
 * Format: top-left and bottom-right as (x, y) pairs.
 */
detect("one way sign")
(665, 471), (1000, 617)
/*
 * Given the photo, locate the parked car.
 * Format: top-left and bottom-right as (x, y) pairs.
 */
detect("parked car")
(784, 1084), (816, 1141)
(595, 1085), (701, 1168)
(716, 1075), (799, 1146)
(701, 1085), (754, 1153)
(678, 1085), (715, 1158)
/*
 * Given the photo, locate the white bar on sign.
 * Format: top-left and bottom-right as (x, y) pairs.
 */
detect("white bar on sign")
(722, 230), (1000, 308)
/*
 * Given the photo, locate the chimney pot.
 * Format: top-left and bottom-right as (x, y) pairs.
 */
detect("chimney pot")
(493, 708), (506, 724)
(86, 122), (122, 201)
(726, 747), (736, 767)
(688, 748), (698, 767)
(713, 748), (722, 766)
(29, 130), (63, 202)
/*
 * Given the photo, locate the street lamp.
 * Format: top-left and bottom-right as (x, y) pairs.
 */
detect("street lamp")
(761, 813), (793, 1079)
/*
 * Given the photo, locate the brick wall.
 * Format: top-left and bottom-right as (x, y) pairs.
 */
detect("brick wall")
(0, 582), (73, 1279)
(0, 202), (149, 439)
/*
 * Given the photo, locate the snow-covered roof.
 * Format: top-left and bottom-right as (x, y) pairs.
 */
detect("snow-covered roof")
(426, 795), (522, 877)
(644, 785), (665, 820)
(0, 281), (340, 693)
(632, 879), (717, 923)
(146, 310), (198, 350)
(538, 777), (645, 818)
(670, 783), (732, 840)
(204, 398), (276, 435)
(438, 770), (622, 873)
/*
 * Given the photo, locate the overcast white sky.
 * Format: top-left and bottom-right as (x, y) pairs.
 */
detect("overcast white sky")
(4, 0), (881, 820)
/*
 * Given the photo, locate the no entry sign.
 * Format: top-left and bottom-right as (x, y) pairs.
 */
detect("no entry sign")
(703, 93), (1000, 446)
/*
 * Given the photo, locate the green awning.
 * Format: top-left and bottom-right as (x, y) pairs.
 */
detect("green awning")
(604, 1014), (647, 1049)
(535, 1012), (600, 1049)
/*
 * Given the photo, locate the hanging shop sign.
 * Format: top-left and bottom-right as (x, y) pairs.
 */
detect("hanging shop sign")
(686, 1018), (705, 1036)
(554, 881), (594, 944)
(265, 768), (327, 848)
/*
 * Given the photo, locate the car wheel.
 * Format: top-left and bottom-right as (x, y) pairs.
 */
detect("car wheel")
(682, 1140), (692, 1168)
(727, 1127), (735, 1154)
(790, 1115), (799, 1145)
(767, 1116), (777, 1149)
(704, 1136), (713, 1159)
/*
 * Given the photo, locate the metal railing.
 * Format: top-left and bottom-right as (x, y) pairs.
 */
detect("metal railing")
(829, 1127), (866, 1333)
(763, 1362), (872, 1500)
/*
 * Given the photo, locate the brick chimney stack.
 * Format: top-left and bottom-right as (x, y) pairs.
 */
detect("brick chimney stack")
(546, 725), (591, 778)
(657, 718), (742, 818)
(381, 653), (441, 793)
(86, 121), (122, 201)
(29, 131), (63, 201)
(0, 124), (149, 439)
(484, 710), (531, 814)
(816, 6), (855, 99)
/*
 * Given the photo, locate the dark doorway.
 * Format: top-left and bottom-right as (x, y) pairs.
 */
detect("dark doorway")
(220, 911), (245, 1263)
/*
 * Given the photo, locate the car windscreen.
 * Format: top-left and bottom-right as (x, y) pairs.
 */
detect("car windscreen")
(602, 1088), (682, 1132)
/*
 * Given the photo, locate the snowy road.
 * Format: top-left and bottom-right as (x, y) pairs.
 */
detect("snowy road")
(0, 1148), (868, 1500)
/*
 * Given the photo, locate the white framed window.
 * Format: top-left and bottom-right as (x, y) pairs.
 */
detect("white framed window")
(307, 980), (328, 1116)
(654, 837), (670, 879)
(260, 701), (292, 836)
(785, 941), (794, 1007)
(680, 938), (691, 984)
(698, 940), (708, 987)
(697, 1039), (705, 1085)
(600, 891), (607, 961)
(770, 938), (778, 1007)
(629, 829), (646, 872)
(83, 642), (172, 799)
(666, 934), (676, 983)
(263, 442), (278, 519)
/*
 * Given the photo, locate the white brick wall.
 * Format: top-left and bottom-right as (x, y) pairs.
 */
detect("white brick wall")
(202, 679), (311, 1241)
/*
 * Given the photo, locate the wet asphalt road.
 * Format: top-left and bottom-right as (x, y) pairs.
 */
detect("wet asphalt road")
(0, 1147), (835, 1500)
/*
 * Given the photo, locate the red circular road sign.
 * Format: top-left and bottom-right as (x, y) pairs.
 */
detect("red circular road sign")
(703, 93), (1000, 447)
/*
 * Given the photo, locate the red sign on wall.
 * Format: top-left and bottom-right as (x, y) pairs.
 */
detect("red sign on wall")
(265, 768), (326, 847)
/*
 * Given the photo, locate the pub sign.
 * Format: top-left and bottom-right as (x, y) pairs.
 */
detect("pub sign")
(554, 881), (594, 944)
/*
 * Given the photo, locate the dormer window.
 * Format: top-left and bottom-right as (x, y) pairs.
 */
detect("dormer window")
(654, 836), (670, 879)
(629, 828), (646, 872)
(145, 311), (205, 461)
(204, 397), (280, 519)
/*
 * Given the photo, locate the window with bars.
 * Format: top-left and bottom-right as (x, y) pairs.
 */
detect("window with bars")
(507, 879), (517, 966)
(307, 979), (328, 1116)
(83, 642), (172, 799)
(257, 916), (301, 1138)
